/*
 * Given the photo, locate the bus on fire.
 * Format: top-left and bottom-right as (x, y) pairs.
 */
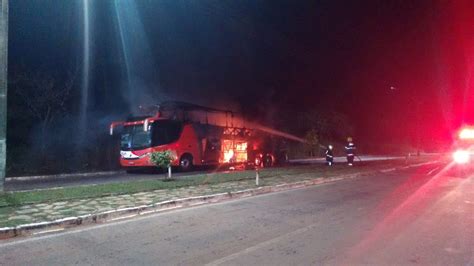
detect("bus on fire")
(109, 101), (288, 172)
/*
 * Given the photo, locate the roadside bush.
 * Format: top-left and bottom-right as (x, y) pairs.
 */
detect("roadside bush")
(150, 151), (172, 170)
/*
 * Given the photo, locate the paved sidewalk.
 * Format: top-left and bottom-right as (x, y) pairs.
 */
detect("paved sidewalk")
(0, 174), (319, 227)
(0, 158), (439, 230)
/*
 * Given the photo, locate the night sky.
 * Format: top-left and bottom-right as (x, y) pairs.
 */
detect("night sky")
(8, 0), (474, 150)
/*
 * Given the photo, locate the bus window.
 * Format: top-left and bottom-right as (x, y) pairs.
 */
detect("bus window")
(121, 125), (152, 151)
(152, 120), (183, 146)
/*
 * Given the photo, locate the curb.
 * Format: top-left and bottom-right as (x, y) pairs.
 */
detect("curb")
(0, 161), (437, 240)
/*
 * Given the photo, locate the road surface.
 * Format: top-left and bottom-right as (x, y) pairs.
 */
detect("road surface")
(5, 155), (403, 191)
(2, 161), (472, 265)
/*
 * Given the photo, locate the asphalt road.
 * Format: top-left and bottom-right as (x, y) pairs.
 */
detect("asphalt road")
(2, 161), (472, 265)
(5, 155), (403, 191)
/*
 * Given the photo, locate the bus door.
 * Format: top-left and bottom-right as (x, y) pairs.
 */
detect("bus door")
(202, 137), (220, 164)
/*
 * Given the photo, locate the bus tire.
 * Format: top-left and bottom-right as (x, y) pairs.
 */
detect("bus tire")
(180, 154), (193, 171)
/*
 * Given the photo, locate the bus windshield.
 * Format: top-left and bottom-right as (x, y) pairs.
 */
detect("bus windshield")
(121, 120), (183, 151)
(121, 125), (152, 151)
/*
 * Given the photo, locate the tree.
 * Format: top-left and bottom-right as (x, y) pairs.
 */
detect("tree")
(304, 128), (319, 157)
(150, 150), (173, 179)
(10, 69), (76, 155)
(300, 110), (353, 145)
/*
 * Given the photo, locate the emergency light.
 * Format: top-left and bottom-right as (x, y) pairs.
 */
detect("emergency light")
(453, 149), (470, 164)
(459, 128), (474, 139)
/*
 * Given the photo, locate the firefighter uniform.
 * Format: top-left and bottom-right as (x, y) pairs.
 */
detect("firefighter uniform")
(345, 138), (356, 166)
(326, 145), (334, 166)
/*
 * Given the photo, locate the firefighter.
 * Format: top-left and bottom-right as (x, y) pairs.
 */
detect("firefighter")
(345, 137), (356, 166)
(325, 145), (334, 166)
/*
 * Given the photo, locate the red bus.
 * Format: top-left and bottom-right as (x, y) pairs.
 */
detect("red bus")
(110, 102), (287, 171)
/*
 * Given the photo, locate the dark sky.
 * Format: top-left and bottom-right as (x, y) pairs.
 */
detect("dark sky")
(8, 0), (474, 146)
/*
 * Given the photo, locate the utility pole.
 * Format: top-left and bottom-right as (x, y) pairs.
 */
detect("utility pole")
(0, 0), (8, 191)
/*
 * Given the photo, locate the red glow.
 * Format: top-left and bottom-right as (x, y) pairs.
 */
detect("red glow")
(345, 161), (454, 261)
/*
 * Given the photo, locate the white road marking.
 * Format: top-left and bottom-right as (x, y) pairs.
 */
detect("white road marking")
(427, 166), (441, 176)
(140, 210), (157, 215)
(205, 222), (321, 266)
(32, 228), (64, 235)
(108, 214), (138, 221)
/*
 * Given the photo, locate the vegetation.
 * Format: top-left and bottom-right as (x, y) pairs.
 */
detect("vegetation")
(150, 151), (173, 170)
(6, 67), (119, 176)
(304, 128), (319, 157)
(0, 159), (418, 208)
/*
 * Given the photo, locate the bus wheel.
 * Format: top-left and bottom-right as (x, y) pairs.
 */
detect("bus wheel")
(180, 154), (193, 171)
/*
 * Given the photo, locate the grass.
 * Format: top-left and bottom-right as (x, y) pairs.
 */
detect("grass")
(0, 159), (424, 209)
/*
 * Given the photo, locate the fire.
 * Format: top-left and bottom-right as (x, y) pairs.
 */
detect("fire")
(223, 149), (235, 163)
(220, 140), (248, 163)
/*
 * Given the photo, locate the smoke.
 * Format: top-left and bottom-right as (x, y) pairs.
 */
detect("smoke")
(113, 0), (161, 114)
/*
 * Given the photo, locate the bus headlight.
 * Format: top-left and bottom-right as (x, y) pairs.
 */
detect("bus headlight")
(453, 150), (470, 164)
(138, 152), (151, 159)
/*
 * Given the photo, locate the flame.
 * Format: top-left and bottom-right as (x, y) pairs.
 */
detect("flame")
(220, 140), (248, 163)
(223, 149), (234, 163)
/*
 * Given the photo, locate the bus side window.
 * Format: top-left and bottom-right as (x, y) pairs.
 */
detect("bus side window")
(207, 138), (220, 151)
(165, 121), (181, 143)
(206, 138), (214, 151)
(152, 121), (183, 146)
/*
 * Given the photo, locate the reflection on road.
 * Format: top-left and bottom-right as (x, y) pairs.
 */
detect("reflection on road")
(346, 162), (474, 264)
